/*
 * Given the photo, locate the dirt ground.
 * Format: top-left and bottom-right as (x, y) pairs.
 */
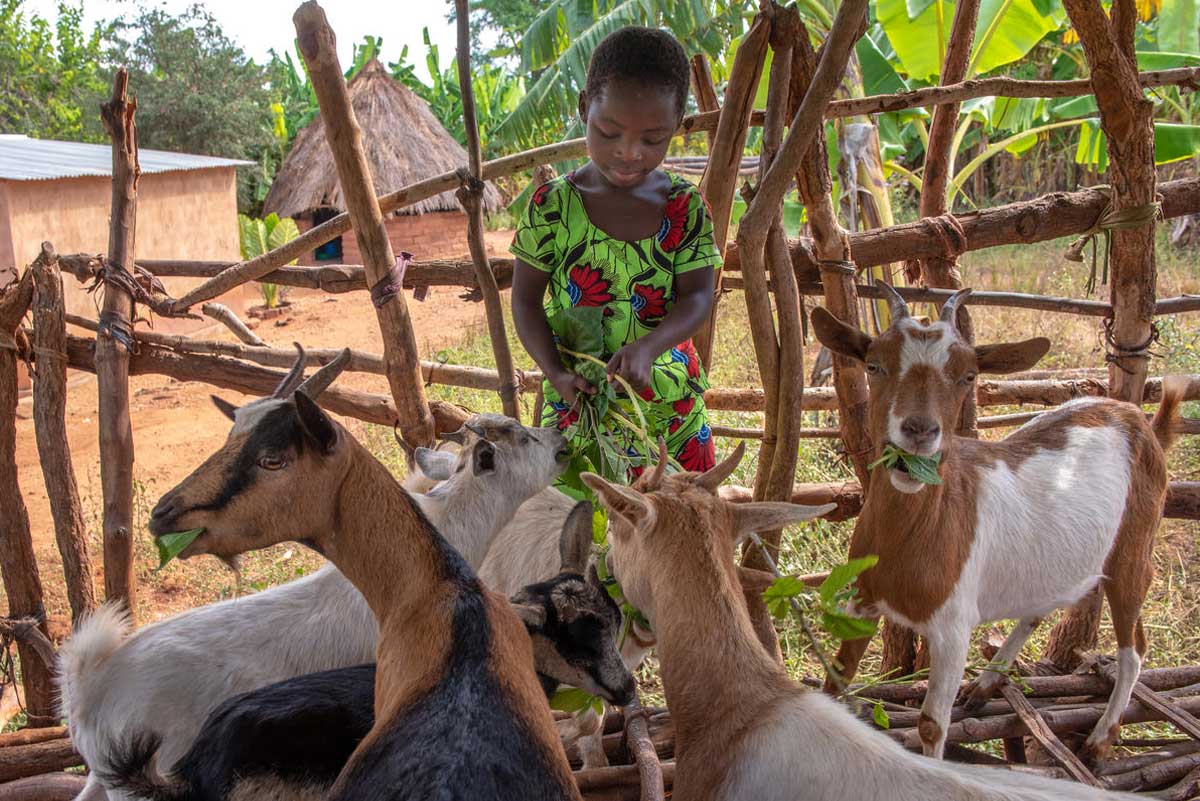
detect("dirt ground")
(11, 231), (513, 622)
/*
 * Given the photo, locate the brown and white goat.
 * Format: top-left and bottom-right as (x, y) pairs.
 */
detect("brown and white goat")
(148, 385), (581, 800)
(584, 446), (1143, 801)
(811, 285), (1182, 764)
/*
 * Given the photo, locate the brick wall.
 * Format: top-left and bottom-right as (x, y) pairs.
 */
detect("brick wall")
(298, 210), (482, 265)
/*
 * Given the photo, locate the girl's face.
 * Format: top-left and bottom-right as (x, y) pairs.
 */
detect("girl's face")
(579, 78), (680, 189)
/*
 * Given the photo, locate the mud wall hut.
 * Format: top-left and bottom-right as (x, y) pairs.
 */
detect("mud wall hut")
(262, 58), (502, 263)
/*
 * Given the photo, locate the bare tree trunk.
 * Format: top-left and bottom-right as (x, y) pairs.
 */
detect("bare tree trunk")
(1044, 0), (1159, 670)
(0, 269), (55, 725)
(695, 11), (771, 369)
(689, 54), (720, 152)
(96, 69), (139, 612)
(30, 245), (95, 623)
(293, 1), (435, 451)
(455, 0), (520, 420)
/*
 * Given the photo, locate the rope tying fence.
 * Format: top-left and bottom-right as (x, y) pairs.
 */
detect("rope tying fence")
(1064, 185), (1164, 294)
(902, 213), (967, 282)
(368, 253), (413, 309)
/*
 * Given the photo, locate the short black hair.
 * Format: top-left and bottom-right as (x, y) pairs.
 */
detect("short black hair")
(584, 26), (690, 117)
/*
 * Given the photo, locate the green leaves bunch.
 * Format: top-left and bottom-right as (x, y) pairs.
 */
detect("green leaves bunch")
(868, 443), (944, 485)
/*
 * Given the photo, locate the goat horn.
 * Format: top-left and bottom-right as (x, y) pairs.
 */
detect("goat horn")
(272, 342), (307, 399)
(641, 437), (669, 490)
(438, 427), (468, 445)
(696, 441), (745, 492)
(877, 282), (910, 322)
(465, 422), (486, 438)
(296, 348), (351, 399)
(938, 288), (973, 325)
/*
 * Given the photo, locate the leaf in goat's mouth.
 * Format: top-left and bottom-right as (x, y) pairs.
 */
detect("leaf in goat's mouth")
(868, 444), (943, 485)
(155, 529), (204, 570)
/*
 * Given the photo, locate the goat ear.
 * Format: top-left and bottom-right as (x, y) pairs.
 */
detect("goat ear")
(511, 603), (546, 628)
(560, 501), (594, 574)
(730, 501), (837, 545)
(581, 473), (655, 533)
(211, 395), (238, 422)
(414, 447), (456, 482)
(471, 439), (497, 475)
(975, 338), (1050, 375)
(811, 307), (872, 363)
(294, 392), (338, 454)
(736, 565), (778, 594)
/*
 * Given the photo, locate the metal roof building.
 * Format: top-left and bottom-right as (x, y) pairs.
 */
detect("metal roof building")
(0, 135), (252, 181)
(1, 137), (255, 387)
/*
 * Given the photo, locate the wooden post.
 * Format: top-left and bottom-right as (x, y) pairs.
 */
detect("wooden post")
(689, 54), (720, 152)
(694, 11), (771, 369)
(1044, 0), (1160, 671)
(0, 269), (56, 725)
(97, 69), (139, 611)
(916, 0), (982, 436)
(454, 0), (520, 420)
(789, 19), (873, 491)
(293, 1), (435, 450)
(30, 244), (96, 623)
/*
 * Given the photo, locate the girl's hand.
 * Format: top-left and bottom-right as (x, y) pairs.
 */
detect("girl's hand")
(548, 368), (596, 407)
(607, 342), (654, 393)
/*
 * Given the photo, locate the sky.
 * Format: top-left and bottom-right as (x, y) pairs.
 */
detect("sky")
(20, 0), (469, 83)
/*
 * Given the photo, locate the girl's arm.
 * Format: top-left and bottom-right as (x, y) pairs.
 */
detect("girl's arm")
(606, 266), (714, 391)
(512, 260), (596, 406)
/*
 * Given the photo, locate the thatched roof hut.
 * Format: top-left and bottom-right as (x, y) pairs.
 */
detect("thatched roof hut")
(263, 58), (502, 219)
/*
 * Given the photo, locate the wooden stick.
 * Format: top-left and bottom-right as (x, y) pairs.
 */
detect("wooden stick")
(855, 666), (1200, 704)
(1102, 750), (1200, 792)
(1157, 763), (1200, 800)
(1096, 661), (1200, 741)
(1096, 740), (1200, 777)
(200, 302), (264, 346)
(96, 68), (139, 611)
(29, 245), (96, 623)
(293, 1), (435, 451)
(0, 269), (55, 726)
(0, 740), (81, 783)
(688, 54), (720, 151)
(695, 9), (771, 368)
(454, 0), (519, 420)
(998, 684), (1103, 787)
(0, 773), (88, 801)
(50, 332), (470, 436)
(789, 16), (873, 492)
(622, 701), (665, 801)
(917, 0), (981, 437)
(893, 694), (1200, 749)
(0, 729), (66, 749)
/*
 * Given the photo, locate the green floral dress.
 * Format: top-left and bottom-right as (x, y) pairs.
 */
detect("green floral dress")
(510, 170), (722, 474)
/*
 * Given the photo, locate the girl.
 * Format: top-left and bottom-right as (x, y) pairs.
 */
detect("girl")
(511, 25), (720, 477)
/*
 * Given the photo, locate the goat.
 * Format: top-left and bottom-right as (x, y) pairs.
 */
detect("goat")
(141, 377), (582, 800)
(584, 445), (1144, 801)
(811, 285), (1183, 763)
(98, 501), (633, 801)
(59, 346), (573, 801)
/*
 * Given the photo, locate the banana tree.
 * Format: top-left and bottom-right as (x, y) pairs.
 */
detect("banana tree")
(238, 213), (301, 309)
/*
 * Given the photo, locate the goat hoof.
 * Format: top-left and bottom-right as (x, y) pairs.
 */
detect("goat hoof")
(1079, 733), (1115, 768)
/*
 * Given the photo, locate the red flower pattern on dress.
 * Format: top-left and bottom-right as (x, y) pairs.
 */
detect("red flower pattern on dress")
(532, 183), (552, 206)
(567, 264), (613, 307)
(668, 417), (684, 434)
(550, 401), (579, 431)
(677, 340), (701, 378)
(638, 386), (656, 402)
(677, 425), (715, 473)
(672, 397), (695, 418)
(656, 192), (691, 252)
(630, 284), (668, 322)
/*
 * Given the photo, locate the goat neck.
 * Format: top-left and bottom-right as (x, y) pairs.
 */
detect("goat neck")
(642, 490), (794, 784)
(315, 437), (464, 714)
(418, 461), (527, 568)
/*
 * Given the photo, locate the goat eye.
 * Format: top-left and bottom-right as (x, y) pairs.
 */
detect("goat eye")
(960, 372), (977, 385)
(257, 455), (287, 471)
(866, 362), (884, 376)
